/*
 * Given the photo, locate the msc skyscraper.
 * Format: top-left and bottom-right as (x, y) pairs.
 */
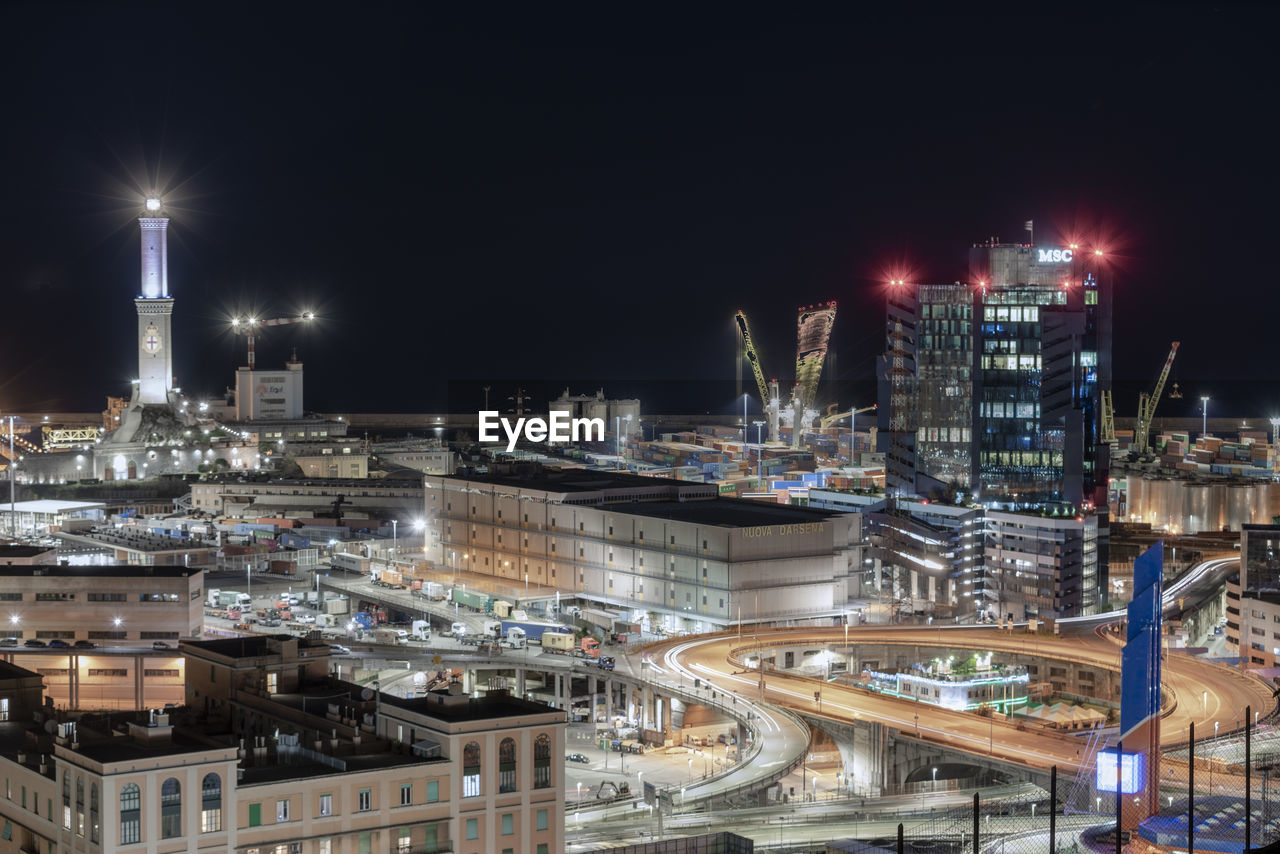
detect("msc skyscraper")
(878, 240), (1112, 511)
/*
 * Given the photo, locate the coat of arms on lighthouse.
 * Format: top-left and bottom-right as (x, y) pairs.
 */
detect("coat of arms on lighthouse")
(143, 324), (162, 354)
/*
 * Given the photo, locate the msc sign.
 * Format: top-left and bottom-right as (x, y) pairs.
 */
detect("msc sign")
(1037, 248), (1073, 263)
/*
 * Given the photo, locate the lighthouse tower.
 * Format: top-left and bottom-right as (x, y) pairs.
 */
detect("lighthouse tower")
(135, 197), (174, 405)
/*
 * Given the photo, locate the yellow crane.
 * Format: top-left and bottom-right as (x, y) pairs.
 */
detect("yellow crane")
(1100, 391), (1116, 449)
(735, 311), (771, 410)
(1133, 341), (1180, 457)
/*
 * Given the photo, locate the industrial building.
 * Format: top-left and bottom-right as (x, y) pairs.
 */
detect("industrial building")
(424, 464), (861, 631)
(548, 388), (641, 437)
(0, 635), (565, 854)
(0, 565), (203, 644)
(189, 473), (423, 518)
(375, 440), (457, 476)
(234, 353), (305, 421)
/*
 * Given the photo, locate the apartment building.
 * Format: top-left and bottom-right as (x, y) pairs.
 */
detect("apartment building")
(0, 635), (565, 854)
(425, 464), (860, 631)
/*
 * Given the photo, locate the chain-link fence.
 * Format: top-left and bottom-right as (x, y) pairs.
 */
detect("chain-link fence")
(780, 720), (1280, 854)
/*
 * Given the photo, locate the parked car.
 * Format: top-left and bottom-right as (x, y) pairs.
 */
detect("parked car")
(296, 614), (316, 625)
(329, 644), (351, 655)
(23, 639), (46, 648)
(73, 640), (96, 650)
(152, 641), (172, 650)
(0, 638), (17, 648)
(48, 639), (70, 649)
(566, 753), (591, 764)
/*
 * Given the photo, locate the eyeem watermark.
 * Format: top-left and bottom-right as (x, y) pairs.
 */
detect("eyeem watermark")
(478, 410), (605, 452)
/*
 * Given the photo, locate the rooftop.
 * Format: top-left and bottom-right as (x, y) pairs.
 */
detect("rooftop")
(198, 474), (421, 488)
(606, 497), (843, 528)
(183, 635), (329, 661)
(0, 545), (55, 559)
(0, 500), (105, 515)
(0, 563), (200, 579)
(380, 686), (565, 723)
(445, 464), (699, 496)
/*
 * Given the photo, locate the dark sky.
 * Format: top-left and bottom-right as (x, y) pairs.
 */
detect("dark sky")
(1, 4), (1277, 416)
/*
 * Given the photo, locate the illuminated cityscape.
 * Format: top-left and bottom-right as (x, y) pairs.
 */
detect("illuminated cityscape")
(0, 5), (1279, 854)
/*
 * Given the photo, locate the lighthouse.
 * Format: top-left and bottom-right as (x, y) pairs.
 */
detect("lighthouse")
(134, 197), (174, 405)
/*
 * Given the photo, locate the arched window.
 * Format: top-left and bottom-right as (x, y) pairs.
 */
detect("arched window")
(498, 737), (517, 793)
(533, 733), (551, 789)
(462, 741), (481, 797)
(90, 783), (99, 844)
(120, 784), (141, 844)
(160, 778), (181, 838)
(200, 773), (222, 833)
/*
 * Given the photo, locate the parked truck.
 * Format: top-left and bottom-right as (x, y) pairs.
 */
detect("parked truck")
(452, 588), (492, 613)
(375, 627), (409, 646)
(501, 619), (571, 644)
(421, 581), (446, 601)
(331, 552), (371, 574)
(410, 620), (431, 641)
(541, 631), (575, 654)
(209, 589), (252, 608)
(492, 599), (512, 618)
(499, 627), (526, 649)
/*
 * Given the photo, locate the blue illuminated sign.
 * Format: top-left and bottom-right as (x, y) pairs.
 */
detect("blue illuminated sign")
(1096, 749), (1145, 794)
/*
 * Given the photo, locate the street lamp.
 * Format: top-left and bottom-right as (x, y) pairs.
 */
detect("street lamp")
(576, 781), (582, 808)
(391, 519), (398, 562)
(1201, 396), (1210, 437)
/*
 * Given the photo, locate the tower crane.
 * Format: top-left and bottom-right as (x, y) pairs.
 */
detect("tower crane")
(1133, 341), (1180, 457)
(230, 313), (315, 370)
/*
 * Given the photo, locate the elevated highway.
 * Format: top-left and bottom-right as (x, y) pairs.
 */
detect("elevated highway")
(643, 557), (1273, 785)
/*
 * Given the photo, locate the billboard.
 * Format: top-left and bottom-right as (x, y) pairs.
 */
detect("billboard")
(1097, 748), (1145, 794)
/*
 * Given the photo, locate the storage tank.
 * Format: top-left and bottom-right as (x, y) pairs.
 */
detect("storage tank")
(1123, 474), (1280, 532)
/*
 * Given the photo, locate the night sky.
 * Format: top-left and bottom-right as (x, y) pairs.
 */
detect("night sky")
(2, 5), (1277, 417)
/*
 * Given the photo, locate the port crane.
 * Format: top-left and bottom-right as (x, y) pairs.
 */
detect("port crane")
(230, 313), (315, 370)
(1132, 341), (1180, 457)
(819, 403), (876, 429)
(735, 311), (771, 411)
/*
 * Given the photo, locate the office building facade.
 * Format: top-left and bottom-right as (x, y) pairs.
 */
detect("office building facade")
(877, 242), (1112, 510)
